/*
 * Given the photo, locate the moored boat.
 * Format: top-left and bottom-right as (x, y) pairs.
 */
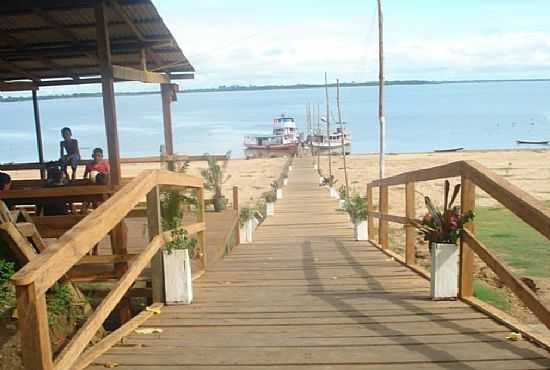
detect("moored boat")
(244, 115), (299, 150)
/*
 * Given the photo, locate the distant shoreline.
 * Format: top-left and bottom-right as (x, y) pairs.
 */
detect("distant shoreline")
(2, 78), (550, 103)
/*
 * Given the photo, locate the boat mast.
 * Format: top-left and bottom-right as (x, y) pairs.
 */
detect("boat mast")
(336, 79), (349, 198)
(377, 0), (385, 180)
(317, 103), (320, 171)
(324, 72), (332, 178)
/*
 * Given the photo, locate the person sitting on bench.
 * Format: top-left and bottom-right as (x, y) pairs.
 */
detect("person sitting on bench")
(0, 172), (11, 191)
(83, 147), (110, 185)
(60, 126), (80, 180)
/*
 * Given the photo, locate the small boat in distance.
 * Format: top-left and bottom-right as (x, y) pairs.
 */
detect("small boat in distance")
(516, 140), (549, 145)
(309, 118), (351, 154)
(244, 114), (299, 151)
(434, 147), (464, 153)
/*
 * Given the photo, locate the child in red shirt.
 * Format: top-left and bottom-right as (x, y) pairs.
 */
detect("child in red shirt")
(84, 148), (110, 183)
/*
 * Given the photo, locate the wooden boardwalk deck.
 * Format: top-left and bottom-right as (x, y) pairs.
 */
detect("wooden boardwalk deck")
(88, 158), (550, 369)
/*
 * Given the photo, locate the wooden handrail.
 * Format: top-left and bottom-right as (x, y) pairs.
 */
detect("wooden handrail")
(10, 169), (205, 370)
(366, 159), (550, 336)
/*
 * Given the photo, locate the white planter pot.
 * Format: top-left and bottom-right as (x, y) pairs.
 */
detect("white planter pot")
(314, 164), (318, 171)
(276, 188), (283, 200)
(338, 199), (346, 209)
(266, 202), (275, 216)
(288, 165), (292, 172)
(353, 220), (368, 241)
(163, 249), (193, 304)
(283, 178), (288, 186)
(251, 216), (259, 231)
(247, 218), (254, 242)
(329, 187), (339, 199)
(240, 226), (247, 243)
(430, 242), (459, 300)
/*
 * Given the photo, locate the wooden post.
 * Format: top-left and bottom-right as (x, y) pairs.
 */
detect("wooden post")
(405, 182), (416, 265)
(336, 79), (350, 198)
(32, 89), (45, 180)
(324, 72), (332, 178)
(379, 185), (389, 248)
(161, 83), (175, 162)
(459, 176), (475, 297)
(147, 185), (164, 303)
(377, 0), (385, 180)
(95, 2), (121, 187)
(96, 2), (129, 323)
(233, 186), (240, 245)
(367, 185), (374, 241)
(197, 188), (207, 269)
(16, 284), (53, 370)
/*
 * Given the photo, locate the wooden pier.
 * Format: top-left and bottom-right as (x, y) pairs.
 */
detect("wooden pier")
(87, 158), (550, 369)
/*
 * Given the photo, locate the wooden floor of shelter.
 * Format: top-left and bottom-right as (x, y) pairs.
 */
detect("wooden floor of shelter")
(89, 157), (550, 369)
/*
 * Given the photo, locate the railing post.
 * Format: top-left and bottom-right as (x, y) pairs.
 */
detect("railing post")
(459, 176), (475, 297)
(405, 182), (416, 265)
(367, 184), (374, 241)
(379, 185), (389, 248)
(197, 188), (207, 269)
(16, 283), (53, 370)
(147, 185), (164, 303)
(233, 186), (240, 246)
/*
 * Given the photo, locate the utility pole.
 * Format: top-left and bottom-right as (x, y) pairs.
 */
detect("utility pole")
(324, 72), (332, 178)
(377, 0), (385, 180)
(316, 103), (321, 172)
(336, 79), (350, 198)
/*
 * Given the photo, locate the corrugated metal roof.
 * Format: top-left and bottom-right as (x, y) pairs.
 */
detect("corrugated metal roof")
(0, 0), (194, 83)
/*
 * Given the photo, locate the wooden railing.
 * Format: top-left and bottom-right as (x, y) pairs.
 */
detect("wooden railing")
(10, 169), (206, 370)
(366, 160), (550, 334)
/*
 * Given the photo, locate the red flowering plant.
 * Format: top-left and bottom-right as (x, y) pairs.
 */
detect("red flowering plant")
(415, 180), (474, 245)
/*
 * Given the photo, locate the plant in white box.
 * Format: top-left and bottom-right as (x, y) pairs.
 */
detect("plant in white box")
(265, 191), (276, 216)
(239, 207), (255, 243)
(343, 193), (368, 241)
(414, 181), (475, 300)
(163, 228), (197, 304)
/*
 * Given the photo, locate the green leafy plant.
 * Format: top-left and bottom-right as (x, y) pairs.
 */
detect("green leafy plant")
(239, 207), (254, 226)
(338, 185), (348, 200)
(343, 193), (367, 223)
(46, 283), (85, 326)
(265, 191), (276, 203)
(414, 180), (475, 244)
(201, 152), (232, 198)
(0, 258), (15, 308)
(164, 228), (197, 256)
(321, 175), (337, 187)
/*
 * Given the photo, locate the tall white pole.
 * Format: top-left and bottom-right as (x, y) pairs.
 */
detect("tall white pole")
(377, 0), (385, 180)
(324, 72), (332, 178)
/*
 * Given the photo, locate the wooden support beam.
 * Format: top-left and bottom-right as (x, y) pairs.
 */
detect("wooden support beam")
(37, 57), (80, 80)
(378, 185), (389, 248)
(0, 57), (40, 81)
(16, 283), (53, 370)
(32, 90), (46, 180)
(113, 64), (169, 83)
(0, 81), (37, 91)
(161, 83), (175, 156)
(405, 182), (416, 265)
(367, 185), (374, 241)
(459, 176), (475, 297)
(147, 185), (164, 303)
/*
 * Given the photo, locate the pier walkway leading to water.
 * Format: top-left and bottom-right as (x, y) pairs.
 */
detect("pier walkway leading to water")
(89, 157), (550, 369)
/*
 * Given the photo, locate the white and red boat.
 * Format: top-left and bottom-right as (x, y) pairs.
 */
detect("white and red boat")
(244, 115), (299, 150)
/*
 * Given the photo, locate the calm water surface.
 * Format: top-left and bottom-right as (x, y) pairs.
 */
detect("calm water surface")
(1, 81), (549, 162)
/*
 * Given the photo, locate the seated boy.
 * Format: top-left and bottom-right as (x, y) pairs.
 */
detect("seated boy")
(84, 148), (110, 184)
(0, 172), (11, 191)
(60, 127), (80, 180)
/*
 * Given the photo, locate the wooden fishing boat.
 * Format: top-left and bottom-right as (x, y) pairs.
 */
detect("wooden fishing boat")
(244, 115), (299, 150)
(434, 147), (464, 153)
(516, 140), (549, 145)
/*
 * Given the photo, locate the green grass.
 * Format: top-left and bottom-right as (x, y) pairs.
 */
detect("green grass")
(475, 207), (550, 278)
(473, 279), (510, 312)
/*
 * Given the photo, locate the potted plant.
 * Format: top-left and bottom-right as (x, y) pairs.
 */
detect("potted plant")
(343, 193), (368, 240)
(265, 191), (276, 216)
(162, 228), (197, 304)
(239, 207), (255, 243)
(414, 181), (475, 300)
(272, 181), (283, 200)
(201, 152), (231, 212)
(321, 175), (338, 198)
(337, 185), (348, 209)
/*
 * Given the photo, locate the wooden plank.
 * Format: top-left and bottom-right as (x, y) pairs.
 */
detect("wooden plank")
(366, 184), (374, 240)
(77, 254), (138, 265)
(461, 160), (550, 239)
(156, 170), (204, 188)
(54, 233), (167, 370)
(0, 223), (37, 263)
(16, 283), (53, 370)
(233, 186), (240, 245)
(378, 185), (388, 248)
(463, 230), (550, 330)
(369, 211), (409, 224)
(0, 81), (37, 91)
(459, 176), (475, 297)
(112, 64), (169, 83)
(147, 185), (164, 303)
(161, 83), (175, 156)
(197, 188), (207, 269)
(369, 161), (462, 187)
(72, 303), (164, 370)
(405, 182), (416, 265)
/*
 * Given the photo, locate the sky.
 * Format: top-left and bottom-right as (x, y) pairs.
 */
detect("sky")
(153, 0), (550, 89)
